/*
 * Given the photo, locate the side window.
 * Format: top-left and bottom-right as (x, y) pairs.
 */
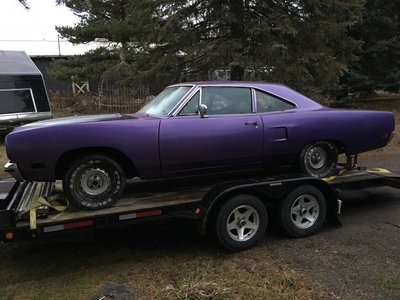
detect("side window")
(0, 89), (35, 114)
(256, 90), (295, 113)
(202, 87), (252, 115)
(179, 91), (200, 116)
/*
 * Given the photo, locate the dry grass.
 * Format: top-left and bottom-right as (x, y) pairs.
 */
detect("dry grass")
(0, 238), (333, 299)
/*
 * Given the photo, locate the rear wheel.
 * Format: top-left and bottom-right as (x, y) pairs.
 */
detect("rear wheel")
(279, 185), (326, 237)
(300, 141), (338, 178)
(215, 194), (268, 251)
(62, 155), (126, 210)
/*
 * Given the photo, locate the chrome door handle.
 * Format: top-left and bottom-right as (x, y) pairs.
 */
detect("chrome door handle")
(245, 121), (259, 126)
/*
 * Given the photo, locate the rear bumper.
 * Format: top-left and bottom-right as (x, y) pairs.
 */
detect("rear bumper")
(4, 162), (24, 182)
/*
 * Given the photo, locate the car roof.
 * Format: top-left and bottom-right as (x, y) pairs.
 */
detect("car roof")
(171, 81), (322, 109)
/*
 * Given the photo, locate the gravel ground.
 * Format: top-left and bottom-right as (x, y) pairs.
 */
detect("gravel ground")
(264, 185), (400, 299)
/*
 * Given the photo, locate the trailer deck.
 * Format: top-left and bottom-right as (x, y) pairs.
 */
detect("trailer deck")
(1, 167), (400, 250)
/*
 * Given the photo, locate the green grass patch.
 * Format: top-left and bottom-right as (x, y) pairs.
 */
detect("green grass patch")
(383, 277), (400, 293)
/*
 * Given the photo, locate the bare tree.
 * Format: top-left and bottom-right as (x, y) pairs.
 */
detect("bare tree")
(18, 0), (64, 9)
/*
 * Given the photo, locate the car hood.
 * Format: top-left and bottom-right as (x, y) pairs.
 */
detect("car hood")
(11, 113), (135, 132)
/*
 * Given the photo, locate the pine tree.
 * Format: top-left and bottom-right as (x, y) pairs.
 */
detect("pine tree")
(136, 0), (363, 94)
(18, 0), (28, 8)
(54, 0), (364, 95)
(341, 0), (400, 96)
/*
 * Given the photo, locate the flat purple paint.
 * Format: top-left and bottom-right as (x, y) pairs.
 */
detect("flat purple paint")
(5, 81), (395, 182)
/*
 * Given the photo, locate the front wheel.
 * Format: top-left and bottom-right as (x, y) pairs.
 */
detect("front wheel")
(62, 155), (126, 210)
(300, 141), (338, 178)
(215, 194), (268, 251)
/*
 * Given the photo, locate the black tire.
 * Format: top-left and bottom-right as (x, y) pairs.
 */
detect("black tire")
(62, 155), (126, 210)
(300, 141), (338, 178)
(215, 194), (268, 251)
(279, 185), (326, 238)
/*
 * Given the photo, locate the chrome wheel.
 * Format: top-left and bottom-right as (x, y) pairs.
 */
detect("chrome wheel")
(300, 141), (338, 178)
(290, 194), (319, 229)
(307, 146), (327, 170)
(63, 155), (126, 210)
(226, 205), (260, 242)
(80, 168), (111, 196)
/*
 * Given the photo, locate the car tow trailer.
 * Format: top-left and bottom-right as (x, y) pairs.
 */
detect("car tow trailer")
(0, 167), (399, 251)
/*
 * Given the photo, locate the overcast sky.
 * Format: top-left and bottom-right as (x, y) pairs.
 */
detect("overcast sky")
(0, 0), (95, 55)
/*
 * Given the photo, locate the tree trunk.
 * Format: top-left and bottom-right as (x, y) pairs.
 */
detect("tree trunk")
(230, 65), (244, 80)
(229, 0), (245, 81)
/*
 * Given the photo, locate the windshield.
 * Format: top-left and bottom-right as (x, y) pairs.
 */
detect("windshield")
(138, 86), (192, 116)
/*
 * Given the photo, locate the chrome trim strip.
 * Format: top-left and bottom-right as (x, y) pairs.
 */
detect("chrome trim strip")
(251, 88), (257, 113)
(0, 112), (52, 125)
(252, 87), (298, 109)
(195, 84), (298, 107)
(170, 83), (299, 116)
(29, 88), (38, 112)
(170, 86), (201, 116)
(0, 88), (33, 92)
(166, 85), (196, 116)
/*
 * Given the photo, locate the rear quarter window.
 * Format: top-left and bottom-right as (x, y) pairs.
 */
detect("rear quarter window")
(256, 90), (295, 113)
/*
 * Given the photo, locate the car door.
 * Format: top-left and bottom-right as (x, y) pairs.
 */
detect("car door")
(255, 89), (298, 164)
(159, 86), (263, 175)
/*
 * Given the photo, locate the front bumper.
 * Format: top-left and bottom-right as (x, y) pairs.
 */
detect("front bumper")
(4, 162), (24, 182)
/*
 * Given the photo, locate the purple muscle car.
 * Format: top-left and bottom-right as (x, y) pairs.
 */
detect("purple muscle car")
(4, 82), (395, 210)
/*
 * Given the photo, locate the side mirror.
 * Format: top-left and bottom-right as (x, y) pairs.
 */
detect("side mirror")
(198, 104), (208, 118)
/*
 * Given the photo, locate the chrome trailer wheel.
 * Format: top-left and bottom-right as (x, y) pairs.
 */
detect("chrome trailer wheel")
(226, 205), (260, 242)
(290, 194), (319, 229)
(215, 194), (268, 251)
(280, 185), (326, 238)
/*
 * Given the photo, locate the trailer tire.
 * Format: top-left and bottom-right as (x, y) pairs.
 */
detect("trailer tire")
(300, 141), (338, 178)
(280, 185), (326, 238)
(63, 155), (126, 210)
(215, 194), (268, 251)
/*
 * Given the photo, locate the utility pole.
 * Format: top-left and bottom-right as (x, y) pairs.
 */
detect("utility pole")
(57, 35), (61, 56)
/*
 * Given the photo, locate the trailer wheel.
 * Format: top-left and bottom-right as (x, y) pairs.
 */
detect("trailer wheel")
(300, 141), (338, 178)
(280, 185), (326, 238)
(215, 194), (268, 251)
(63, 155), (126, 210)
